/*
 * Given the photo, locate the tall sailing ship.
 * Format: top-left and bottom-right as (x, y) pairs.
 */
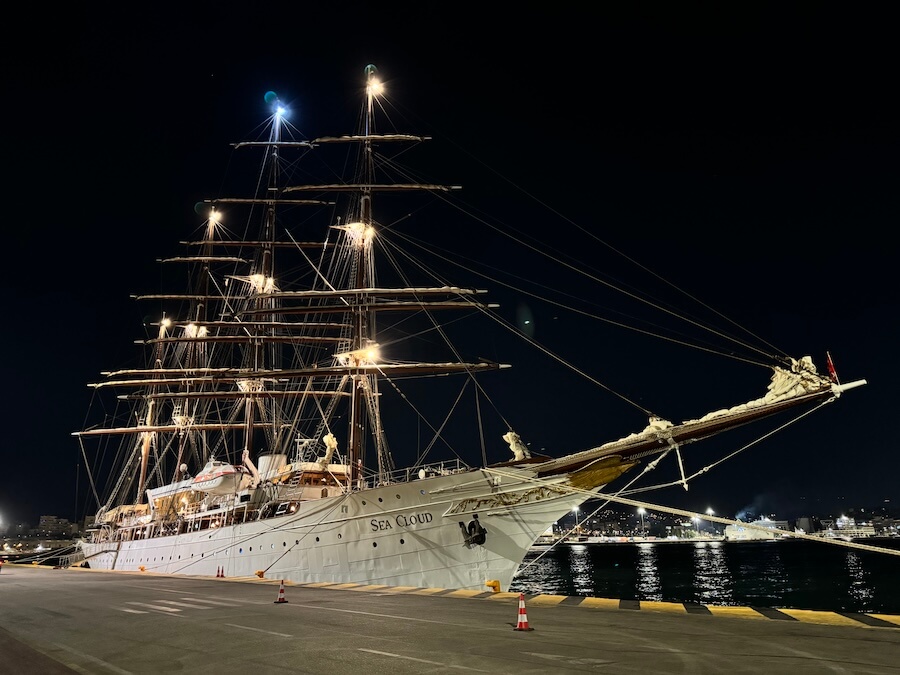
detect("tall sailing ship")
(74, 65), (865, 591)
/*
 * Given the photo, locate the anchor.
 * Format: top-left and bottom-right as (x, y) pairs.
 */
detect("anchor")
(458, 513), (487, 547)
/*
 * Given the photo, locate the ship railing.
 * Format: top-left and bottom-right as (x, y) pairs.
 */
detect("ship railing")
(177, 493), (238, 519)
(59, 549), (86, 568)
(374, 460), (471, 486)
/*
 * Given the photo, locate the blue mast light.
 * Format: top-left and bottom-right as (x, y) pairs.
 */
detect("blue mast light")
(264, 90), (288, 118)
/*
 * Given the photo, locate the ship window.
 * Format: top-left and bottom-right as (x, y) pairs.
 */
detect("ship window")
(396, 495), (401, 500)
(315, 537), (320, 542)
(372, 542), (378, 548)
(337, 534), (342, 539)
(378, 497), (383, 503)
(361, 500), (367, 505)
(239, 548), (243, 554)
(400, 539), (405, 545)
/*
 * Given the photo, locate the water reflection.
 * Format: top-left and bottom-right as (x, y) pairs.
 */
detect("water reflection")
(692, 542), (733, 605)
(845, 551), (874, 610)
(566, 545), (595, 595)
(635, 543), (661, 600)
(513, 548), (574, 596)
(510, 540), (900, 613)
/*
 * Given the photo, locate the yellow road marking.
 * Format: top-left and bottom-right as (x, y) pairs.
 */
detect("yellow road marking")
(871, 614), (900, 626)
(578, 597), (620, 610)
(409, 587), (448, 595)
(444, 589), (485, 598)
(639, 601), (687, 614)
(706, 606), (767, 620)
(778, 609), (864, 627)
(527, 594), (568, 606)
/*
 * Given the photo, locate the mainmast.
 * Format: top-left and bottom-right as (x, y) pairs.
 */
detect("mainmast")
(346, 65), (381, 486)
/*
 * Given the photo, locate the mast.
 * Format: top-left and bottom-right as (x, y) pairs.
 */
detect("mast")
(243, 95), (283, 464)
(136, 319), (166, 503)
(346, 65), (379, 487)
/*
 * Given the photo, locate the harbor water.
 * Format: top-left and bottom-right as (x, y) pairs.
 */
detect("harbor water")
(510, 538), (900, 614)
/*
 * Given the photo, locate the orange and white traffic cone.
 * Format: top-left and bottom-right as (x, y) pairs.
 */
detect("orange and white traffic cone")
(215, 566), (221, 578)
(274, 580), (288, 604)
(513, 593), (533, 631)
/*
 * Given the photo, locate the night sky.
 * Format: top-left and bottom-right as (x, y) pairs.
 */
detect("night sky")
(4, 4), (896, 527)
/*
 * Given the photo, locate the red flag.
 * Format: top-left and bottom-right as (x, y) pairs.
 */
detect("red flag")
(826, 351), (839, 383)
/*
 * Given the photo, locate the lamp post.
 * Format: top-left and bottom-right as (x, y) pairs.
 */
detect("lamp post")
(637, 507), (646, 536)
(572, 506), (580, 531)
(706, 507), (715, 535)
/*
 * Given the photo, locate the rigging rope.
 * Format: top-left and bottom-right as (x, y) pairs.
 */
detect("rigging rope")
(483, 466), (900, 568)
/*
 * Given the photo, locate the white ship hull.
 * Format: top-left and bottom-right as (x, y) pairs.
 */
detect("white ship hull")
(80, 468), (591, 591)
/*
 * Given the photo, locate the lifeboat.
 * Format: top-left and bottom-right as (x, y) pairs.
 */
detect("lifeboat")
(191, 460), (244, 495)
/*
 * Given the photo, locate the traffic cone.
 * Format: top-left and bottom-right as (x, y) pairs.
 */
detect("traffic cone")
(274, 580), (288, 604)
(513, 593), (533, 631)
(216, 566), (222, 578)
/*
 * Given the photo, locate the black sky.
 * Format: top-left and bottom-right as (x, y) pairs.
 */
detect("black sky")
(3, 3), (897, 527)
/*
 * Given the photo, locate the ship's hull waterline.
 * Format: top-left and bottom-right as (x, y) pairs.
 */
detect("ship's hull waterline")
(79, 469), (592, 591)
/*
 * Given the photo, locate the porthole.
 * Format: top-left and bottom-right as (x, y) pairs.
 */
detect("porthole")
(315, 537), (320, 542)
(283, 542), (287, 547)
(372, 542), (378, 548)
(362, 500), (367, 505)
(378, 497), (383, 502)
(295, 540), (299, 545)
(400, 539), (405, 545)
(396, 494), (401, 500)
(239, 548), (243, 554)
(338, 533), (342, 539)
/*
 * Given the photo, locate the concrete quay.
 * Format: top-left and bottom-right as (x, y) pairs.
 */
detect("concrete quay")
(1, 564), (898, 674)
